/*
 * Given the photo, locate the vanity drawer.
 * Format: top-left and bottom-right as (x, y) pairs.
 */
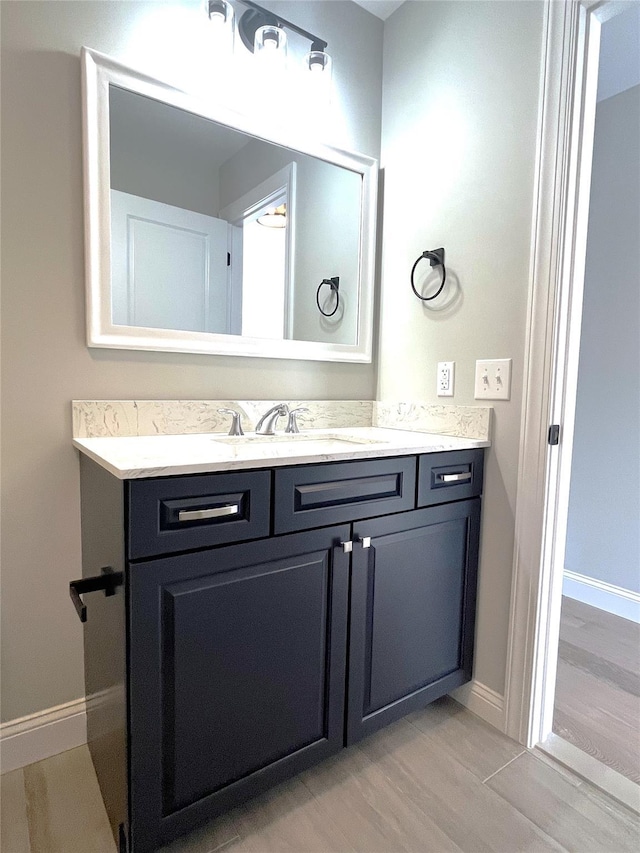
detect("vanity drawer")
(127, 471), (271, 559)
(274, 457), (416, 533)
(417, 449), (484, 507)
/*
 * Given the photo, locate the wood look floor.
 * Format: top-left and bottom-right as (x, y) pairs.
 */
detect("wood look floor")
(553, 596), (640, 785)
(2, 696), (639, 853)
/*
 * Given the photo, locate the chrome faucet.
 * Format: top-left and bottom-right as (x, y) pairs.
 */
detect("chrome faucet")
(255, 403), (289, 435)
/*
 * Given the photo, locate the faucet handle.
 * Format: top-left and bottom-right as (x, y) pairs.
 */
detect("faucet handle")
(285, 407), (309, 434)
(218, 408), (244, 436)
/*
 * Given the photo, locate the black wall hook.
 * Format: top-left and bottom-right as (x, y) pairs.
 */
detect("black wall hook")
(316, 276), (340, 317)
(410, 247), (447, 301)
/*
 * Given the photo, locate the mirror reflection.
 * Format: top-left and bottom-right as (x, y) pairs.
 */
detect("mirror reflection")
(109, 86), (362, 345)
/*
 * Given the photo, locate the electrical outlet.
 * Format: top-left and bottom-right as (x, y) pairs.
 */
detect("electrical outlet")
(474, 359), (511, 400)
(437, 361), (455, 397)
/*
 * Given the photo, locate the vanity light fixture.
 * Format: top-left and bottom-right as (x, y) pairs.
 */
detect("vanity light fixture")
(257, 203), (287, 228)
(229, 0), (332, 76)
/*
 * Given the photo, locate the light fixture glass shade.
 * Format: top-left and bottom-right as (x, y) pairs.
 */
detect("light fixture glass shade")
(305, 50), (333, 107)
(205, 0), (234, 52)
(254, 25), (287, 61)
(206, 0), (233, 25)
(306, 50), (332, 78)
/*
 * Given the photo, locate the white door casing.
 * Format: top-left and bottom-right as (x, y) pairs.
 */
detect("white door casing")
(504, 0), (614, 749)
(219, 163), (296, 340)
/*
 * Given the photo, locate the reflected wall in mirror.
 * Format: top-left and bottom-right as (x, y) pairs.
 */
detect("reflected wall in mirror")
(83, 48), (377, 362)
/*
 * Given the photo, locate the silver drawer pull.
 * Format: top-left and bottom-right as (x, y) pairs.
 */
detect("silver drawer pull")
(178, 505), (239, 522)
(438, 472), (472, 483)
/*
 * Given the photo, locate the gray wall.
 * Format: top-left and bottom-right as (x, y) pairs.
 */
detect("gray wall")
(378, 0), (544, 694)
(0, 0), (383, 722)
(109, 86), (224, 217)
(1, 0), (548, 724)
(564, 85), (640, 594)
(597, 3), (640, 102)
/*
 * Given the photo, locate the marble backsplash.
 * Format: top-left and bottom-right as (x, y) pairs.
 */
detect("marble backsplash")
(73, 399), (491, 441)
(72, 400), (374, 439)
(373, 401), (492, 441)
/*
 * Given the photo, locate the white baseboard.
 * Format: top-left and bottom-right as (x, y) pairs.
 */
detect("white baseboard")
(563, 570), (640, 624)
(0, 681), (506, 774)
(0, 698), (87, 774)
(450, 679), (505, 731)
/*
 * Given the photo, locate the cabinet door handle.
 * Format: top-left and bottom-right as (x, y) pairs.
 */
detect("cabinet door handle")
(341, 541), (353, 553)
(359, 536), (371, 549)
(437, 472), (472, 483)
(178, 505), (239, 522)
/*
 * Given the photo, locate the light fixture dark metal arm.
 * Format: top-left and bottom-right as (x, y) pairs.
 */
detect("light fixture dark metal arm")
(236, 0), (328, 52)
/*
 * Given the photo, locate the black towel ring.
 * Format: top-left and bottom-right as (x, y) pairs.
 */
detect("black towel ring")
(410, 248), (446, 301)
(316, 277), (340, 317)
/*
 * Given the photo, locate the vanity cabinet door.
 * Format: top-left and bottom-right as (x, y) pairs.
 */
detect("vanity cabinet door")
(346, 500), (480, 744)
(128, 525), (350, 852)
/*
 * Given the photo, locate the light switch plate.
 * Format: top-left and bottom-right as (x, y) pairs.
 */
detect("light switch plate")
(437, 361), (454, 396)
(474, 359), (512, 400)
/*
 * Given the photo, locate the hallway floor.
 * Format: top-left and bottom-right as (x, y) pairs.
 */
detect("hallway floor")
(3, 696), (639, 852)
(553, 596), (640, 785)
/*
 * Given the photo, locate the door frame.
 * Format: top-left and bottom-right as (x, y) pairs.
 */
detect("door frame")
(505, 0), (604, 747)
(503, 0), (639, 807)
(219, 163), (297, 339)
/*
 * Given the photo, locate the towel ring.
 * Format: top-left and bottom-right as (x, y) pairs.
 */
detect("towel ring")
(410, 248), (446, 301)
(316, 276), (340, 317)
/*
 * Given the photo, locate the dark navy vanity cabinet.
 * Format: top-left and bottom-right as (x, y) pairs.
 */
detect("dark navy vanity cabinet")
(348, 499), (480, 744)
(75, 449), (483, 852)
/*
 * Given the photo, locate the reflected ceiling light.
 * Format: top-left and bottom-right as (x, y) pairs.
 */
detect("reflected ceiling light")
(257, 203), (287, 228)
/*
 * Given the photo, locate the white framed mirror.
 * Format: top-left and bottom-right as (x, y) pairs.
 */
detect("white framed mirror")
(82, 47), (377, 362)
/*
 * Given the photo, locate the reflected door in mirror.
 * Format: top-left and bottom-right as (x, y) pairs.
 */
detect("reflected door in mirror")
(111, 191), (236, 334)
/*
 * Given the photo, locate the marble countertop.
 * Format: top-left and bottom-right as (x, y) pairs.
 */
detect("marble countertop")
(73, 427), (490, 479)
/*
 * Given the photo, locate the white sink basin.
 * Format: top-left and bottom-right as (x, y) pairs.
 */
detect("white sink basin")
(214, 433), (387, 447)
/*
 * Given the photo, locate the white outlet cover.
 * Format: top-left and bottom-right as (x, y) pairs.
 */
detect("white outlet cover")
(474, 358), (512, 400)
(437, 361), (454, 397)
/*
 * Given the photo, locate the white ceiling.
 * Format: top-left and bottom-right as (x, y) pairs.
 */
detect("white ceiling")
(352, 1), (405, 21)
